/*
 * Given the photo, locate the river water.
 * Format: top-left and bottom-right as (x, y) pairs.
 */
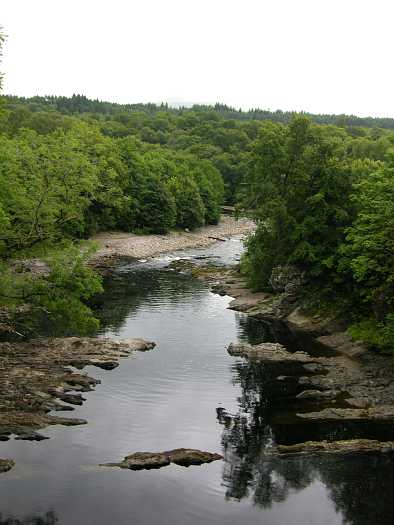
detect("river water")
(0, 238), (393, 525)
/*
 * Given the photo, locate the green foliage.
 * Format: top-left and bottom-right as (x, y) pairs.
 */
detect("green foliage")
(135, 172), (176, 233)
(168, 174), (205, 230)
(240, 228), (279, 291)
(338, 165), (394, 347)
(0, 130), (98, 252)
(348, 316), (394, 353)
(241, 117), (354, 287)
(341, 166), (394, 304)
(0, 245), (102, 335)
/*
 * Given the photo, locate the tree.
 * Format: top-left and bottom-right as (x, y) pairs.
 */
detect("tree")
(241, 116), (353, 288)
(0, 129), (98, 253)
(340, 166), (394, 350)
(168, 174), (205, 230)
(0, 244), (103, 335)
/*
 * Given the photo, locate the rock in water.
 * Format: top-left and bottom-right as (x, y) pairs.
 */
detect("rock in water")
(273, 439), (394, 456)
(101, 448), (222, 471)
(0, 459), (14, 473)
(165, 448), (223, 467)
(110, 452), (171, 470)
(227, 342), (313, 364)
(297, 406), (394, 422)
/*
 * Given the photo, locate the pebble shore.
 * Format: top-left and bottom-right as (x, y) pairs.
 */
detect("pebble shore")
(91, 216), (255, 261)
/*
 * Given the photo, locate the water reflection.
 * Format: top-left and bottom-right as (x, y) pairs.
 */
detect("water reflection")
(220, 359), (314, 506)
(236, 314), (275, 346)
(94, 269), (206, 335)
(0, 512), (58, 525)
(220, 317), (394, 523)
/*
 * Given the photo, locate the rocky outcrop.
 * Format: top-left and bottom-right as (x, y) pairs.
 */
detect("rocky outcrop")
(101, 448), (222, 470)
(190, 261), (368, 358)
(0, 337), (155, 440)
(0, 459), (15, 473)
(169, 256), (394, 429)
(227, 342), (314, 364)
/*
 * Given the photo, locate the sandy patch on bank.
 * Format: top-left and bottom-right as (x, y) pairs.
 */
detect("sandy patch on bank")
(90, 216), (255, 262)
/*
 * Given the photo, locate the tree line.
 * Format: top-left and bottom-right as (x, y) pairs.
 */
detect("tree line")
(5, 94), (394, 130)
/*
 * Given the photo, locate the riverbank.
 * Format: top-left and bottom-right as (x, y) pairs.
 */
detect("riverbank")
(90, 216), (255, 266)
(0, 337), (155, 443)
(169, 258), (394, 429)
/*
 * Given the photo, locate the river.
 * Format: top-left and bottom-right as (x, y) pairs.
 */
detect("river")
(0, 237), (392, 524)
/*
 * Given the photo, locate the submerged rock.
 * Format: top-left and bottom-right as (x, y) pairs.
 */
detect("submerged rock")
(101, 448), (222, 471)
(0, 459), (15, 473)
(273, 439), (394, 456)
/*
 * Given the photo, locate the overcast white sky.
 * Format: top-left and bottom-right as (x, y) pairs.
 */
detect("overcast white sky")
(2, 0), (393, 117)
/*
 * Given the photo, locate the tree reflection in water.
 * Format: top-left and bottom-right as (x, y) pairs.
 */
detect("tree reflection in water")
(0, 511), (58, 525)
(93, 268), (206, 335)
(220, 359), (315, 506)
(220, 317), (394, 524)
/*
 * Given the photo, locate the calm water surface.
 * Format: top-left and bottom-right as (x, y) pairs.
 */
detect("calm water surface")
(0, 238), (393, 524)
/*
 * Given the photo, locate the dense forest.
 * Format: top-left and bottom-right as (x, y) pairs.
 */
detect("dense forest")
(0, 30), (393, 349)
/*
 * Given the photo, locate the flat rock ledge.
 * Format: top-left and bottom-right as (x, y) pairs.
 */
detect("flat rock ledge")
(101, 449), (223, 471)
(297, 406), (394, 422)
(0, 459), (15, 473)
(227, 342), (314, 364)
(272, 439), (394, 456)
(0, 337), (155, 440)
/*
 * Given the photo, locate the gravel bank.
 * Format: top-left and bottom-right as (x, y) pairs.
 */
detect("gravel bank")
(90, 216), (255, 262)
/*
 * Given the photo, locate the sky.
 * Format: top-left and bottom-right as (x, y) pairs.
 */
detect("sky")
(1, 0), (393, 117)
